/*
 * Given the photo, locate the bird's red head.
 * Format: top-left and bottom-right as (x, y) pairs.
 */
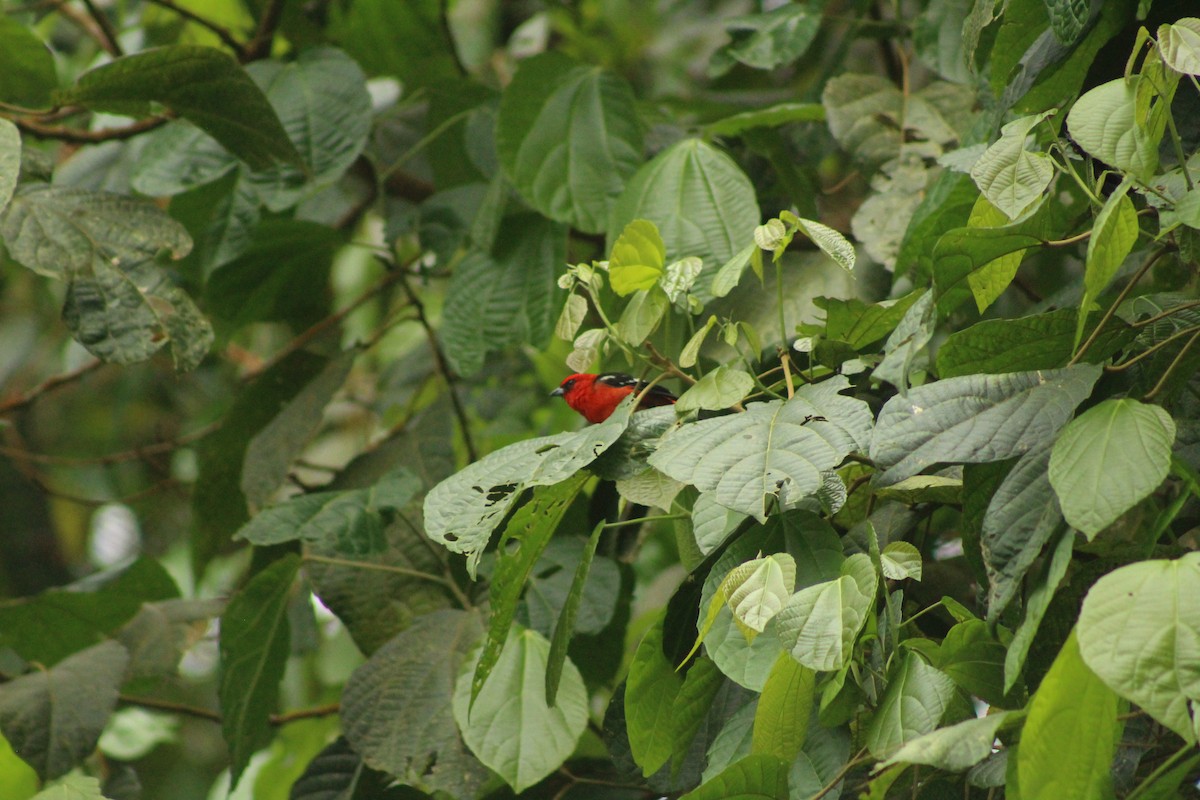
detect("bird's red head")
(551, 373), (676, 423)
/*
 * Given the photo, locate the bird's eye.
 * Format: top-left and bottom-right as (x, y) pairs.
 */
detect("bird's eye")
(563, 379), (576, 391)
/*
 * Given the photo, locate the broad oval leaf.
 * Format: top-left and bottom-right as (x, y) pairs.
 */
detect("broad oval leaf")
(726, 553), (797, 633)
(1065, 77), (1161, 181)
(869, 365), (1101, 486)
(675, 366), (756, 413)
(969, 111), (1056, 220)
(775, 554), (876, 672)
(497, 52), (643, 233)
(880, 542), (922, 580)
(452, 627), (588, 792)
(60, 45), (300, 170)
(1159, 19), (1200, 76)
(1077, 554), (1200, 743)
(610, 139), (760, 305)
(1048, 398), (1175, 537)
(608, 219), (666, 297)
(865, 651), (958, 758)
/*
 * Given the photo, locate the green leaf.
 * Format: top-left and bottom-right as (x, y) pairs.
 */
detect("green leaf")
(869, 365), (1101, 486)
(441, 214), (566, 376)
(881, 710), (1016, 771)
(496, 52), (643, 233)
(1005, 530), (1073, 692)
(545, 522), (608, 705)
(472, 474), (589, 706)
(1077, 554), (1200, 742)
(0, 641), (129, 780)
(969, 111), (1055, 220)
(703, 102), (825, 136)
(29, 774), (109, 800)
(725, 553), (798, 634)
(880, 542), (922, 581)
(1159, 19), (1200, 75)
(0, 119), (17, 214)
(801, 290), (925, 351)
(615, 287), (669, 345)
(680, 754), (789, 800)
(865, 651), (958, 758)
(608, 219), (666, 296)
(936, 309), (1135, 378)
(1018, 630), (1122, 797)
(793, 216), (856, 273)
(1077, 181), (1137, 346)
(1044, 0), (1089, 44)
(130, 119), (237, 196)
(651, 377), (871, 521)
(710, 242), (756, 299)
(752, 654), (813, 761)
(1048, 398), (1175, 537)
(611, 139), (760, 305)
(423, 398), (635, 575)
(1065, 76), (1169, 182)
(874, 291), (936, 392)
(453, 627), (588, 792)
(964, 196), (1027, 313)
(333, 0), (458, 88)
(775, 554), (876, 672)
(692, 493), (749, 555)
(675, 366), (755, 413)
(342, 610), (487, 794)
(235, 469), (422, 556)
(219, 554), (300, 789)
(60, 45), (299, 171)
(555, 293), (588, 341)
(717, 4), (821, 71)
(0, 17), (57, 108)
(931, 620), (1011, 707)
(875, 475), (962, 506)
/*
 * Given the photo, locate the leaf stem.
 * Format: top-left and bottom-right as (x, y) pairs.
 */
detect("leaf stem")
(1069, 246), (1169, 365)
(1107, 324), (1200, 373)
(601, 513), (688, 530)
(302, 553), (472, 610)
(1124, 742), (1196, 800)
(1143, 328), (1200, 402)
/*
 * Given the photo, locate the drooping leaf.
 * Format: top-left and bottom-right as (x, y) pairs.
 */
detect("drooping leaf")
(870, 365), (1101, 486)
(610, 139), (760, 305)
(1077, 554), (1200, 742)
(219, 554), (300, 789)
(1005, 529), (1073, 692)
(650, 377), (871, 521)
(969, 111), (1055, 220)
(1018, 630), (1123, 797)
(452, 627), (588, 792)
(774, 554), (876, 672)
(60, 45), (300, 170)
(342, 610), (488, 796)
(0, 640), (129, 780)
(1048, 398), (1175, 538)
(865, 651), (958, 758)
(679, 754), (789, 800)
(497, 53), (643, 233)
(881, 710), (1016, 771)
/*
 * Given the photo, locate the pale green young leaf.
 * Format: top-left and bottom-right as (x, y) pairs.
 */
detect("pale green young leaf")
(616, 287), (669, 345)
(795, 217), (856, 272)
(754, 218), (788, 251)
(496, 53), (643, 233)
(1076, 181), (1137, 346)
(880, 710), (1016, 771)
(674, 366), (755, 413)
(774, 554), (876, 671)
(1078, 554), (1200, 742)
(880, 542), (922, 581)
(1065, 77), (1162, 181)
(453, 627), (588, 792)
(965, 195), (1026, 313)
(751, 653), (813, 761)
(567, 328), (606, 372)
(608, 219), (666, 296)
(679, 316), (718, 368)
(711, 242), (756, 298)
(727, 553), (797, 633)
(1049, 398), (1175, 537)
(1159, 19), (1200, 75)
(870, 365), (1101, 486)
(865, 651), (958, 758)
(1018, 631), (1122, 797)
(661, 256), (703, 302)
(555, 293), (588, 341)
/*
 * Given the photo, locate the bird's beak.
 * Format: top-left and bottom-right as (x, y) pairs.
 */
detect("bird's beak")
(550, 387), (565, 397)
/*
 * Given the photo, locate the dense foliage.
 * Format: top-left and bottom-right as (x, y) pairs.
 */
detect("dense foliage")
(1, 0), (1200, 798)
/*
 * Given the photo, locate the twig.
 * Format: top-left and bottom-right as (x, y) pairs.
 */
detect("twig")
(0, 421), (218, 466)
(644, 342), (697, 385)
(78, 0), (123, 55)
(14, 115), (168, 143)
(240, 0), (285, 62)
(119, 694), (341, 726)
(1144, 329), (1200, 402)
(302, 553), (472, 610)
(1130, 298), (1200, 329)
(1070, 246), (1170, 365)
(0, 359), (103, 415)
(145, 0), (244, 52)
(1107, 325), (1200, 373)
(806, 748), (870, 800)
(393, 269), (479, 463)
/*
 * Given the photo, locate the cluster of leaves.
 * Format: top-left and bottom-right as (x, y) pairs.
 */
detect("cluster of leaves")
(3, 1), (1200, 800)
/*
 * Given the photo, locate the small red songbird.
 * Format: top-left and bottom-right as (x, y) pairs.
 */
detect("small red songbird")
(551, 373), (677, 423)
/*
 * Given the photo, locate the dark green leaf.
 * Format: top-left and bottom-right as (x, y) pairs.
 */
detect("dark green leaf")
(60, 45), (299, 171)
(333, 0), (458, 88)
(718, 5), (821, 71)
(865, 651), (958, 758)
(497, 53), (643, 233)
(869, 365), (1101, 486)
(1043, 0), (1090, 45)
(801, 290), (927, 351)
(931, 620), (1013, 707)
(0, 18), (56, 108)
(0, 641), (129, 780)
(703, 102), (825, 137)
(679, 754), (789, 800)
(218, 554), (300, 788)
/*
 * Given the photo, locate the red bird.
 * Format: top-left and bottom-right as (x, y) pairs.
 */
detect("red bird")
(551, 373), (677, 423)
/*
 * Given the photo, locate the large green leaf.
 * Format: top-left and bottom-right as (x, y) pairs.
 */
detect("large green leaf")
(0, 641), (129, 780)
(423, 398), (634, 575)
(774, 554), (876, 672)
(650, 377), (871, 521)
(1077, 554), (1200, 743)
(0, 18), (56, 108)
(880, 710), (1016, 771)
(441, 214), (566, 376)
(1018, 630), (1122, 798)
(1065, 75), (1173, 182)
(1048, 398), (1175, 537)
(679, 754), (789, 800)
(60, 45), (299, 170)
(218, 554), (300, 789)
(496, 52), (643, 233)
(452, 627), (588, 792)
(333, 0), (458, 88)
(869, 365), (1101, 486)
(865, 651), (958, 758)
(969, 111), (1055, 220)
(610, 139), (760, 305)
(751, 654), (813, 761)
(342, 610), (488, 796)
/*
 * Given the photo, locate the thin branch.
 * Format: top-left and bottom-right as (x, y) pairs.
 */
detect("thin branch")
(145, 0), (244, 52)
(1144, 329), (1200, 402)
(1069, 247), (1170, 365)
(805, 748), (870, 800)
(241, 0), (285, 62)
(14, 115), (169, 143)
(1130, 298), (1200, 329)
(302, 553), (472, 610)
(0, 421), (218, 467)
(0, 359), (103, 415)
(79, 0), (124, 56)
(1106, 325), (1200, 373)
(119, 694), (341, 726)
(394, 269), (479, 462)
(644, 342), (697, 385)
